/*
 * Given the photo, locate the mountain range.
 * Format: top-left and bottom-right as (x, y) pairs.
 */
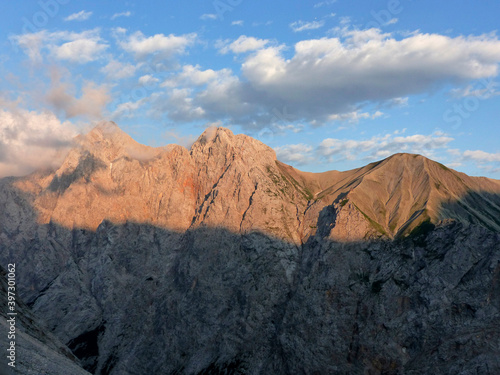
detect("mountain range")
(1, 122), (499, 374)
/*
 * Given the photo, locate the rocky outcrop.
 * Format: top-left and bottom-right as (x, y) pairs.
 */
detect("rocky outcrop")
(0, 123), (499, 374)
(0, 267), (91, 374)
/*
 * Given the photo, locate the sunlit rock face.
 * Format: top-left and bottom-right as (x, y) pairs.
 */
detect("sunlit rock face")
(1, 123), (500, 374)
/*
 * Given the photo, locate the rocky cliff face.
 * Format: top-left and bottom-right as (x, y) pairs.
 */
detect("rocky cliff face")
(0, 266), (91, 374)
(1, 123), (499, 374)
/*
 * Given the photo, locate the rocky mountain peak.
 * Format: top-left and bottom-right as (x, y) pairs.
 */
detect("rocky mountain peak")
(190, 126), (276, 160)
(77, 121), (160, 162)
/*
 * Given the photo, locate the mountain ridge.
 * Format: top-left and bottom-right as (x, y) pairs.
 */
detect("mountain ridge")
(7, 122), (500, 241)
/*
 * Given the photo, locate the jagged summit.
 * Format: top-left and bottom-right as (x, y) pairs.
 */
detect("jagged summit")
(190, 126), (277, 161)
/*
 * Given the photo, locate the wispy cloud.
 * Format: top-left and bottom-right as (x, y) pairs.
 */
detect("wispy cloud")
(200, 14), (218, 20)
(64, 10), (92, 22)
(232, 20), (244, 26)
(449, 81), (499, 99)
(290, 20), (325, 32)
(314, 0), (336, 8)
(111, 11), (132, 20)
(328, 110), (384, 123)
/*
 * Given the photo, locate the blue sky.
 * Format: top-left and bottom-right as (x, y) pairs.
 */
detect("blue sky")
(1, 0), (500, 178)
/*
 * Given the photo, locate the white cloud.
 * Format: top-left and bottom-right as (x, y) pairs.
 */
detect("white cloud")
(200, 14), (218, 20)
(51, 38), (108, 63)
(290, 20), (325, 32)
(64, 10), (92, 22)
(219, 35), (270, 54)
(232, 20), (244, 26)
(0, 109), (77, 178)
(462, 150), (500, 163)
(275, 144), (314, 165)
(236, 30), (500, 124)
(149, 29), (500, 130)
(318, 132), (454, 161)
(386, 18), (398, 25)
(119, 31), (196, 59)
(138, 74), (160, 86)
(111, 11), (132, 20)
(12, 29), (108, 64)
(100, 60), (138, 80)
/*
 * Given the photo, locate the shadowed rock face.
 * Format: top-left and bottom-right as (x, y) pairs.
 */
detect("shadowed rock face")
(0, 123), (500, 374)
(0, 267), (91, 375)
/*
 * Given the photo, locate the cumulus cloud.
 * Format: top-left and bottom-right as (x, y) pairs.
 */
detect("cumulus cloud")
(218, 35), (270, 54)
(166, 29), (500, 128)
(12, 29), (108, 64)
(51, 39), (107, 63)
(64, 10), (92, 22)
(0, 109), (77, 178)
(290, 20), (325, 32)
(119, 31), (196, 59)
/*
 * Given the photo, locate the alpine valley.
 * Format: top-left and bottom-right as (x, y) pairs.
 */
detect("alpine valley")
(1, 122), (500, 374)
